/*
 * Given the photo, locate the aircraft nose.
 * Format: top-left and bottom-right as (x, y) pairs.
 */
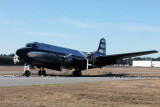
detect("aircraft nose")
(16, 48), (28, 59)
(16, 49), (23, 56)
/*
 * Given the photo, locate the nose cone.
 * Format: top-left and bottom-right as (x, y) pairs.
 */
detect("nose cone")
(16, 48), (28, 60)
(16, 48), (23, 56)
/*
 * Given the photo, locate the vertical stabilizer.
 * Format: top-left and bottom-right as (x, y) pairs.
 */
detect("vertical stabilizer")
(97, 38), (106, 56)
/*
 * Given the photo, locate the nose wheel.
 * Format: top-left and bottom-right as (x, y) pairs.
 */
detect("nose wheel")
(23, 63), (31, 77)
(38, 67), (46, 76)
(24, 70), (30, 77)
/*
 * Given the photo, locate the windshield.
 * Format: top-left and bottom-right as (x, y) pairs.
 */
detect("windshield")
(26, 43), (37, 49)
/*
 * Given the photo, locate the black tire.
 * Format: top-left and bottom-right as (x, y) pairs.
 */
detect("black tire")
(24, 70), (31, 77)
(38, 70), (42, 76)
(38, 70), (46, 76)
(72, 70), (82, 77)
(42, 70), (46, 76)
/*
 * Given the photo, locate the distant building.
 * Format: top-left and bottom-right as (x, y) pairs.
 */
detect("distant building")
(133, 61), (160, 67)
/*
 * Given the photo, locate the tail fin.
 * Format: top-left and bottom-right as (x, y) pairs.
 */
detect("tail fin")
(97, 38), (106, 56)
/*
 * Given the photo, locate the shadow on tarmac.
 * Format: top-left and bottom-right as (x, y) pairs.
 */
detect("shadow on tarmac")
(46, 73), (128, 77)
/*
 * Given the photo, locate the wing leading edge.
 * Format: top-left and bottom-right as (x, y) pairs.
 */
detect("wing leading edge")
(97, 50), (158, 66)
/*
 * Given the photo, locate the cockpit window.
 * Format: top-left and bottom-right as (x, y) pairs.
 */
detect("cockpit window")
(26, 43), (37, 49)
(26, 44), (32, 47)
(32, 44), (37, 48)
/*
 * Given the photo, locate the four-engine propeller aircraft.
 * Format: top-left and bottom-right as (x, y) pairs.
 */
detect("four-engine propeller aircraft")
(3, 38), (158, 77)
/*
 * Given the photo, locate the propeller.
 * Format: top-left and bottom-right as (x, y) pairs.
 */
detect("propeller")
(63, 53), (72, 58)
(61, 53), (73, 63)
(13, 55), (19, 64)
(78, 51), (92, 70)
(59, 53), (73, 71)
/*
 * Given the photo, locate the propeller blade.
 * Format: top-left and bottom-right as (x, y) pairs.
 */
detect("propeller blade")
(65, 53), (72, 58)
(78, 50), (86, 57)
(13, 55), (19, 64)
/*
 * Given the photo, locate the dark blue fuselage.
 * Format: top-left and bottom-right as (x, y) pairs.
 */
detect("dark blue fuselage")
(16, 42), (100, 70)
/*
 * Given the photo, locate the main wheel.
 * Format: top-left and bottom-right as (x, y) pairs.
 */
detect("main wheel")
(72, 70), (82, 77)
(42, 70), (46, 76)
(38, 70), (42, 76)
(38, 70), (46, 76)
(24, 70), (31, 77)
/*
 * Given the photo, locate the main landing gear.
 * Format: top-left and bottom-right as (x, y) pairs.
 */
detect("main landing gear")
(38, 67), (46, 76)
(72, 68), (82, 77)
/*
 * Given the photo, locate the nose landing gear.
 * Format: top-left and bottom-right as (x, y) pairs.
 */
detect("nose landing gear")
(23, 63), (31, 77)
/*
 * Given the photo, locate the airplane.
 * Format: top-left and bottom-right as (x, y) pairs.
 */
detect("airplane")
(2, 38), (158, 77)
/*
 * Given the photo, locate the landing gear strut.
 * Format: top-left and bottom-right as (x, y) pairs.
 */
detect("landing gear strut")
(23, 63), (31, 77)
(72, 68), (82, 77)
(38, 67), (46, 76)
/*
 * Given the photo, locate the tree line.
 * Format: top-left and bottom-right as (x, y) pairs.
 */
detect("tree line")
(0, 54), (24, 65)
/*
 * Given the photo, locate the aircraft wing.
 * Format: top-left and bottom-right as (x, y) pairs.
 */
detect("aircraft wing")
(96, 50), (158, 66)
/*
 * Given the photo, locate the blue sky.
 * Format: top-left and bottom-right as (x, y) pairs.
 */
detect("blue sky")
(0, 0), (159, 57)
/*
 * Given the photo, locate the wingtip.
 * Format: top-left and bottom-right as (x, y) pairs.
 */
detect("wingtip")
(150, 50), (158, 53)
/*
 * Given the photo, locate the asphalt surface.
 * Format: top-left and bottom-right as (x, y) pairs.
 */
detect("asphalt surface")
(0, 68), (160, 87)
(1, 71), (160, 74)
(0, 75), (138, 87)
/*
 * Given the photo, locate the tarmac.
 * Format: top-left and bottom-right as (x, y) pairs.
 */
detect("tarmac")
(0, 74), (140, 87)
(1, 66), (160, 87)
